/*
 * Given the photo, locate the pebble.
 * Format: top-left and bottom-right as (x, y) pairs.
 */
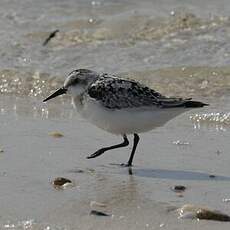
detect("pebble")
(90, 210), (110, 217)
(196, 209), (230, 221)
(209, 174), (216, 178)
(172, 185), (186, 192)
(49, 131), (64, 138)
(178, 204), (230, 221)
(52, 177), (74, 189)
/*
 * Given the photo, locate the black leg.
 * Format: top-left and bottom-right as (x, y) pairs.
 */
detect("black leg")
(127, 133), (140, 167)
(87, 135), (129, 159)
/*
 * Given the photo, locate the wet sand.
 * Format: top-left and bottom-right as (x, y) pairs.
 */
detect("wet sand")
(0, 96), (229, 229)
(0, 0), (230, 228)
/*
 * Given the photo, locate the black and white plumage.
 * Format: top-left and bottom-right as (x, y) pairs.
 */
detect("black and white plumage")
(88, 74), (206, 109)
(88, 74), (162, 109)
(43, 69), (208, 166)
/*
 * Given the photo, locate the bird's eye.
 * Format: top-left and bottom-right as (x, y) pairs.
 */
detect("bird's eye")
(69, 70), (79, 76)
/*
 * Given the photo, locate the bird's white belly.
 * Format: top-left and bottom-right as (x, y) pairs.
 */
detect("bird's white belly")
(75, 98), (189, 135)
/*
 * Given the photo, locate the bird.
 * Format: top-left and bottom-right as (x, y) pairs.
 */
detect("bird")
(43, 69), (208, 167)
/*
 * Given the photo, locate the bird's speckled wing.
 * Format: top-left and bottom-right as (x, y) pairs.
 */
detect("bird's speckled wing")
(86, 74), (192, 109)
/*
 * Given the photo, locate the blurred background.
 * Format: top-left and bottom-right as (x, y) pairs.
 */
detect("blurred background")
(0, 0), (229, 101)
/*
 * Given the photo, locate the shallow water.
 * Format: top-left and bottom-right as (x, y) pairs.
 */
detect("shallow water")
(1, 0), (230, 75)
(0, 0), (230, 99)
(0, 0), (230, 229)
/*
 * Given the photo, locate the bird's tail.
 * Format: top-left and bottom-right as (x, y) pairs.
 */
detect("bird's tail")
(158, 98), (209, 108)
(183, 100), (209, 108)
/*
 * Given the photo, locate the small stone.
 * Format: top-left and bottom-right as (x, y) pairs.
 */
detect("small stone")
(52, 177), (74, 189)
(209, 174), (216, 178)
(196, 209), (230, 221)
(178, 204), (230, 221)
(49, 131), (64, 138)
(90, 210), (110, 216)
(0, 149), (4, 153)
(87, 168), (95, 173)
(172, 185), (186, 192)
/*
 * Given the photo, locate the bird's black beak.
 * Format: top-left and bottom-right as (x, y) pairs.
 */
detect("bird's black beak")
(43, 87), (67, 102)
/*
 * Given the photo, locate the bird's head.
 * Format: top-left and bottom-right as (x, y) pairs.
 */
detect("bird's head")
(43, 69), (98, 102)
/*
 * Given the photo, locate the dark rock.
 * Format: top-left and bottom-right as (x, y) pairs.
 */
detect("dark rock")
(209, 174), (216, 178)
(196, 209), (230, 221)
(178, 204), (230, 221)
(90, 210), (110, 217)
(172, 185), (186, 192)
(52, 177), (74, 189)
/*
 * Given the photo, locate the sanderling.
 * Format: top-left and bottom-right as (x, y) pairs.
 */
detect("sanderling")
(43, 69), (208, 166)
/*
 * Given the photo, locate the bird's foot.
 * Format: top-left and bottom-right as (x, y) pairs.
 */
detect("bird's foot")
(109, 163), (133, 174)
(120, 163), (133, 167)
(86, 149), (105, 159)
(110, 163), (133, 167)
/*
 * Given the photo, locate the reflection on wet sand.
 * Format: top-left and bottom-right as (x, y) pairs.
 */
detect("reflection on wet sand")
(0, 66), (229, 99)
(91, 171), (140, 209)
(127, 168), (230, 181)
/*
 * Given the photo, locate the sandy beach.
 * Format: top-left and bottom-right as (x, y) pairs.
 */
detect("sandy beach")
(0, 95), (229, 229)
(0, 0), (230, 229)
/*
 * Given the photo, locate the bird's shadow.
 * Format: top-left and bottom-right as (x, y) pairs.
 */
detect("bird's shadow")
(122, 167), (230, 181)
(69, 164), (230, 182)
